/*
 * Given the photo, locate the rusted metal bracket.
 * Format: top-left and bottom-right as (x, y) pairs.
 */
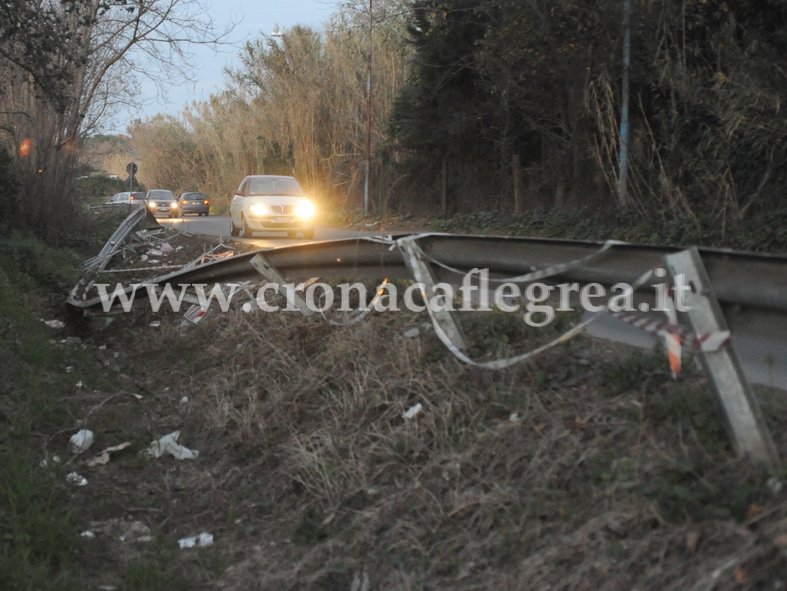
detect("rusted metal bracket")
(666, 247), (781, 468)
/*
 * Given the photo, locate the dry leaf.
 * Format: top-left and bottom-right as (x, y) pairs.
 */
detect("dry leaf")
(746, 504), (764, 518)
(686, 530), (701, 553)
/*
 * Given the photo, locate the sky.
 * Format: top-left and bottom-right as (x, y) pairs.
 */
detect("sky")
(112, 0), (336, 133)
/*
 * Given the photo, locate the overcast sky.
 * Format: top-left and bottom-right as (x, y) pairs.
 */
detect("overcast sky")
(114, 0), (336, 133)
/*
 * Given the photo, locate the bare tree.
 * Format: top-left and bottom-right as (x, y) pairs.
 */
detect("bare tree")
(0, 0), (235, 234)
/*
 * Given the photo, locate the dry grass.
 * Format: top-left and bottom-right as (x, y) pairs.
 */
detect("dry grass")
(54, 300), (787, 590)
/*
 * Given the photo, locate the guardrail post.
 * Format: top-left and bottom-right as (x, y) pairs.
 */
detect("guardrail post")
(666, 247), (780, 468)
(398, 237), (469, 351)
(249, 253), (314, 317)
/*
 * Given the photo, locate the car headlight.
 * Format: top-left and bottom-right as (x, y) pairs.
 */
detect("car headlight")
(249, 204), (269, 216)
(171, 201), (178, 208)
(148, 201), (157, 208)
(294, 201), (316, 220)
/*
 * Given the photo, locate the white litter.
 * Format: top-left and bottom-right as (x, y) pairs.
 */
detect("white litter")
(76, 380), (85, 388)
(146, 431), (199, 460)
(403, 327), (420, 338)
(146, 248), (163, 256)
(180, 396), (189, 404)
(80, 531), (95, 538)
(66, 366), (74, 373)
(160, 243), (174, 255)
(85, 442), (132, 467)
(178, 532), (213, 549)
(43, 319), (65, 329)
(403, 403), (423, 420)
(66, 472), (88, 486)
(149, 320), (161, 328)
(69, 429), (95, 454)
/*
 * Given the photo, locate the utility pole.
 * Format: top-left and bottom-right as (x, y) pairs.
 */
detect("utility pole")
(617, 0), (631, 209)
(364, 0), (373, 214)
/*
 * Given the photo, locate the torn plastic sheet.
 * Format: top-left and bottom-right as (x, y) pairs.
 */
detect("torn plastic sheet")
(178, 532), (213, 548)
(86, 442), (132, 467)
(146, 431), (199, 460)
(403, 403), (423, 419)
(43, 319), (65, 329)
(69, 429), (95, 454)
(66, 472), (88, 486)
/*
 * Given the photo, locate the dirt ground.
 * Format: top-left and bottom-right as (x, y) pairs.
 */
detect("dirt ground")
(24, 210), (787, 590)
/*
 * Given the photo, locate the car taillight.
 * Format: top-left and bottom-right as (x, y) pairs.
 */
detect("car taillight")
(182, 200), (187, 204)
(130, 196), (134, 200)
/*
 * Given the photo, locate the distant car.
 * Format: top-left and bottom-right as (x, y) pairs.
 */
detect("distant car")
(144, 189), (179, 218)
(229, 175), (316, 239)
(177, 192), (210, 216)
(104, 191), (144, 206)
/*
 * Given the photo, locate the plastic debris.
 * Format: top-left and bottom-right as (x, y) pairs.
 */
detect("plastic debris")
(63, 336), (82, 345)
(182, 304), (210, 325)
(149, 320), (161, 328)
(69, 429), (95, 454)
(180, 396), (189, 404)
(146, 248), (163, 257)
(160, 243), (174, 255)
(146, 431), (199, 460)
(76, 380), (85, 388)
(85, 442), (132, 467)
(350, 570), (370, 591)
(40, 455), (61, 468)
(80, 531), (95, 538)
(178, 532), (213, 549)
(403, 327), (420, 338)
(66, 472), (88, 486)
(66, 366), (74, 373)
(43, 319), (65, 329)
(403, 403), (423, 420)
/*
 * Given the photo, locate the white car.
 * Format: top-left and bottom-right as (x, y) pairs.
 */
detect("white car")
(229, 175), (316, 239)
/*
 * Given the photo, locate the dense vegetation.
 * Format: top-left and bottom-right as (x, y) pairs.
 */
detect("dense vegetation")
(125, 0), (787, 229)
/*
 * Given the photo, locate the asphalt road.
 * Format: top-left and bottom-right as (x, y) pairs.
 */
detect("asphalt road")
(161, 214), (786, 391)
(160, 214), (375, 248)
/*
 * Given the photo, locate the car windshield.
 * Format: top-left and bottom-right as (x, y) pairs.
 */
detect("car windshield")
(248, 178), (302, 196)
(184, 193), (204, 199)
(148, 190), (173, 200)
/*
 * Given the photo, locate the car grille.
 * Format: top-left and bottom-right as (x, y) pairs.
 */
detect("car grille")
(270, 205), (294, 214)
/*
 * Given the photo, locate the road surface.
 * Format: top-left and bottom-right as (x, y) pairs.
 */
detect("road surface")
(161, 215), (377, 248)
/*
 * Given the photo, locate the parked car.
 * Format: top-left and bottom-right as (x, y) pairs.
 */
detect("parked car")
(104, 191), (144, 206)
(229, 175), (316, 239)
(144, 189), (179, 218)
(177, 192), (210, 216)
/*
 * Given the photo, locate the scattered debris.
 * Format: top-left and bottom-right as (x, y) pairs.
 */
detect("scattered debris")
(40, 455), (61, 468)
(149, 320), (161, 328)
(63, 336), (82, 345)
(43, 319), (65, 329)
(178, 532), (213, 549)
(85, 442), (132, 467)
(403, 327), (420, 338)
(768, 477), (783, 494)
(403, 403), (423, 420)
(66, 472), (88, 486)
(182, 304), (210, 325)
(80, 531), (96, 538)
(146, 431), (199, 460)
(69, 429), (95, 454)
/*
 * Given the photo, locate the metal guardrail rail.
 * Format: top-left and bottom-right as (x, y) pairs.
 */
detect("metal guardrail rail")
(67, 230), (787, 466)
(67, 233), (787, 342)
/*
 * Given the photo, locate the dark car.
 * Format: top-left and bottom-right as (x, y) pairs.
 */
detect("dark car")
(178, 192), (210, 216)
(144, 189), (179, 218)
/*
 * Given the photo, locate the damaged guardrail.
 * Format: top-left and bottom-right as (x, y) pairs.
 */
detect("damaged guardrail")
(68, 223), (787, 468)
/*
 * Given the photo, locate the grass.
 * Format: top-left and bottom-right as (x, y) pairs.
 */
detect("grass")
(425, 206), (787, 253)
(4, 222), (787, 589)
